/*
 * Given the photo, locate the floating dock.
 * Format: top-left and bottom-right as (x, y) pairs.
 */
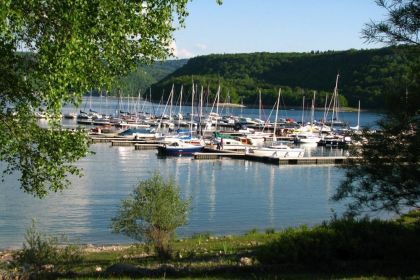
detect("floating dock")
(134, 143), (162, 150)
(193, 148), (358, 165)
(90, 136), (160, 147)
(111, 140), (151, 146)
(90, 136), (357, 165)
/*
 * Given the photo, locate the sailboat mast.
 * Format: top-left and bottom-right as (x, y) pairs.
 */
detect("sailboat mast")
(273, 88), (281, 142)
(105, 92), (108, 117)
(169, 84), (174, 119)
(89, 90), (92, 111)
(323, 93), (328, 123)
(126, 94), (129, 114)
(178, 85), (183, 115)
(136, 90), (141, 116)
(301, 96), (305, 124)
(190, 81), (194, 136)
(215, 83), (220, 131)
(311, 91), (316, 125)
(331, 74), (340, 129)
(99, 91), (102, 115)
(259, 89), (262, 121)
(118, 90), (122, 117)
(216, 83), (220, 117)
(199, 86), (204, 136)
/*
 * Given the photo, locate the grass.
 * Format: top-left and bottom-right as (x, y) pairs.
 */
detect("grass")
(1, 210), (420, 279)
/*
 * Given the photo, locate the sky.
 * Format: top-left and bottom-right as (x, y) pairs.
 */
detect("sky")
(171, 0), (387, 58)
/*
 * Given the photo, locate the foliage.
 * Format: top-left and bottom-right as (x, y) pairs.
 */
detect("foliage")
(150, 46), (419, 109)
(245, 228), (258, 236)
(0, 0), (190, 197)
(2, 214), (419, 278)
(397, 208), (420, 224)
(334, 114), (420, 215)
(257, 214), (420, 265)
(362, 0), (420, 46)
(334, 0), (420, 216)
(4, 215), (419, 278)
(13, 220), (83, 273)
(111, 172), (190, 259)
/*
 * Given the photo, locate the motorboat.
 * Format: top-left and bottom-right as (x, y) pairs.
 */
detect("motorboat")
(157, 139), (204, 156)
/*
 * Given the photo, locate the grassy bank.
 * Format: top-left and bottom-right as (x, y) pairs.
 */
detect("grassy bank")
(1, 211), (419, 279)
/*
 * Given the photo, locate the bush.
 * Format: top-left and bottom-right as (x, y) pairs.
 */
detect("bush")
(14, 220), (83, 273)
(257, 216), (420, 265)
(245, 228), (258, 236)
(112, 172), (190, 259)
(265, 228), (276, 235)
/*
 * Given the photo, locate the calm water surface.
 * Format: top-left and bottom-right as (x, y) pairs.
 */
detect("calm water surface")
(0, 100), (383, 249)
(1, 144), (348, 249)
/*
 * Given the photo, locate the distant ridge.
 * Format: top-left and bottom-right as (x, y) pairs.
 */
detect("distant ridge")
(113, 59), (188, 96)
(150, 46), (419, 109)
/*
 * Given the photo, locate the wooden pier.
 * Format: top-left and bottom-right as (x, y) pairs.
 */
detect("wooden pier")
(90, 137), (123, 143)
(194, 148), (357, 165)
(134, 143), (162, 150)
(111, 140), (148, 146)
(90, 136), (161, 147)
(90, 136), (356, 166)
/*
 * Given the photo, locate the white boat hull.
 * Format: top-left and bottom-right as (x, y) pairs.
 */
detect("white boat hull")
(250, 147), (304, 158)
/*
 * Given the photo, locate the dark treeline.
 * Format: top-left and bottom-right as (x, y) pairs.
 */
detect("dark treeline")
(149, 46), (419, 109)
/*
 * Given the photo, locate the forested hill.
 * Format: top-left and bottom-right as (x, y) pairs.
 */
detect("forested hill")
(151, 46), (419, 109)
(111, 59), (188, 96)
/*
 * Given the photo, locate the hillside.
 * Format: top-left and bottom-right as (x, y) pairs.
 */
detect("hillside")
(151, 46), (419, 109)
(112, 59), (188, 96)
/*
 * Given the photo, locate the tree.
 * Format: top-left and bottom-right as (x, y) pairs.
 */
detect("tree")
(362, 0), (420, 46)
(0, 1), (190, 197)
(111, 172), (190, 259)
(333, 0), (420, 215)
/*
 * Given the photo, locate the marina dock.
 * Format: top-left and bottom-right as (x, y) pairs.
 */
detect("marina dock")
(89, 135), (357, 166)
(193, 149), (357, 165)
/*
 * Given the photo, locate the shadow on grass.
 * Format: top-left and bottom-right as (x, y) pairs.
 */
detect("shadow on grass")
(17, 213), (420, 279)
(37, 260), (420, 280)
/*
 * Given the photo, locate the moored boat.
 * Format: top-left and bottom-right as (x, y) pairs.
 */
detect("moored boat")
(250, 142), (304, 158)
(157, 139), (204, 156)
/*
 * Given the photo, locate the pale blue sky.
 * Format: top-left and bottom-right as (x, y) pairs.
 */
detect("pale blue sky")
(172, 0), (387, 58)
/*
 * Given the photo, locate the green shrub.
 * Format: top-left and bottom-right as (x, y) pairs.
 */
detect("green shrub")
(245, 228), (258, 236)
(257, 217), (420, 265)
(265, 228), (276, 235)
(396, 209), (420, 225)
(14, 220), (83, 273)
(112, 172), (190, 259)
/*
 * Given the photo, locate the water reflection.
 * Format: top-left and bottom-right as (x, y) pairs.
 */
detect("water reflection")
(209, 167), (216, 221)
(1, 144), (349, 248)
(268, 166), (275, 227)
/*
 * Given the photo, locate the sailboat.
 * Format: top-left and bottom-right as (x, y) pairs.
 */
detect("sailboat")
(250, 89), (304, 158)
(350, 100), (361, 131)
(158, 82), (204, 156)
(324, 74), (348, 131)
(293, 91), (321, 144)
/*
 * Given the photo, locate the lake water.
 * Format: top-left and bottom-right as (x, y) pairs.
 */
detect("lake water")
(0, 99), (383, 249)
(1, 145), (348, 249)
